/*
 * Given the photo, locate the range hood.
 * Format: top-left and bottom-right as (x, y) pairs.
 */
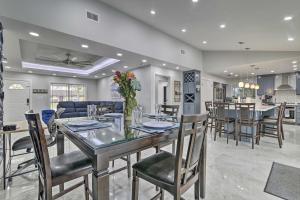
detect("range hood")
(276, 74), (295, 91)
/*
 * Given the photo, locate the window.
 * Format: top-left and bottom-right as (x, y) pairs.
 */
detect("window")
(50, 83), (86, 109)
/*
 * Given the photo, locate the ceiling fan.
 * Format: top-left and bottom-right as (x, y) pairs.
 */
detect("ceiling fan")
(36, 53), (93, 66)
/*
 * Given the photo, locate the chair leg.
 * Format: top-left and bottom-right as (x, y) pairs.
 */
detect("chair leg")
(280, 123), (285, 140)
(136, 151), (141, 162)
(127, 155), (131, 178)
(214, 121), (218, 141)
(251, 126), (255, 149)
(38, 177), (43, 200)
(210, 118), (213, 133)
(236, 123), (239, 146)
(277, 127), (282, 148)
(112, 160), (115, 168)
(84, 175), (89, 200)
(172, 140), (176, 154)
(160, 189), (164, 200)
(44, 184), (52, 200)
(132, 170), (139, 200)
(194, 179), (200, 200)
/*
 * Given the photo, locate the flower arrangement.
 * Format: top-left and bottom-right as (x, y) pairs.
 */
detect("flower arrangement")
(113, 71), (141, 119)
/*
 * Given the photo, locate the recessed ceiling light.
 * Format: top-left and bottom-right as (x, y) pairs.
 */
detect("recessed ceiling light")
(102, 73), (106, 76)
(234, 74), (239, 77)
(251, 72), (255, 75)
(293, 65), (298, 68)
(112, 69), (116, 73)
(229, 72), (233, 75)
(292, 61), (298, 64)
(29, 32), (39, 37)
(288, 37), (295, 41)
(150, 10), (156, 15)
(116, 53), (123, 57)
(176, 66), (180, 70)
(219, 24), (226, 29)
(270, 70), (275, 73)
(81, 44), (89, 48)
(181, 28), (187, 33)
(123, 66), (128, 69)
(202, 41), (207, 44)
(5, 66), (11, 69)
(293, 68), (297, 71)
(52, 73), (56, 76)
(28, 70), (33, 73)
(73, 75), (77, 78)
(94, 75), (99, 78)
(192, 0), (199, 2)
(2, 60), (7, 64)
(162, 63), (166, 66)
(284, 16), (293, 21)
(224, 70), (228, 73)
(142, 59), (147, 63)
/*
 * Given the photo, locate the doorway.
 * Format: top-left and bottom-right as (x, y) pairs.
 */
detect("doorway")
(155, 74), (170, 105)
(3, 80), (31, 122)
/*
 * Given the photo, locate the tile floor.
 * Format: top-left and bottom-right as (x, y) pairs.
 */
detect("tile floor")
(1, 124), (300, 200)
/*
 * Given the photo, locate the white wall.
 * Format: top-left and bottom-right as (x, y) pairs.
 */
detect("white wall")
(4, 71), (98, 112)
(0, 0), (203, 70)
(201, 72), (231, 112)
(97, 66), (183, 114)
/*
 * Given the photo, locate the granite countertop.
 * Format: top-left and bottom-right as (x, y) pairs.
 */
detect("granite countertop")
(228, 104), (278, 112)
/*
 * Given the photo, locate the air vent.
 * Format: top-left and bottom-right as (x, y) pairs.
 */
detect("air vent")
(86, 10), (99, 22)
(180, 49), (185, 55)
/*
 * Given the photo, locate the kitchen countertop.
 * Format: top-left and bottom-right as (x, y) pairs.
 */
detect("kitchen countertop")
(210, 104), (278, 112)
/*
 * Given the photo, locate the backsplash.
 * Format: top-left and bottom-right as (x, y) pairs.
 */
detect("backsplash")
(274, 90), (300, 103)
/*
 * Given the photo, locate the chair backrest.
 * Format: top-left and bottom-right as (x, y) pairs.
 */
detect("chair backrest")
(214, 102), (229, 121)
(277, 102), (286, 123)
(25, 113), (51, 180)
(160, 104), (179, 117)
(97, 104), (115, 115)
(235, 103), (256, 123)
(174, 113), (208, 186)
(205, 101), (212, 112)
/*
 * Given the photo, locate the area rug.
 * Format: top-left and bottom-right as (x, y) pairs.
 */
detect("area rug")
(264, 162), (300, 200)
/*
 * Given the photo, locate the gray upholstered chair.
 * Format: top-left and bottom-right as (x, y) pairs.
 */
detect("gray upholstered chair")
(132, 114), (208, 200)
(25, 112), (92, 200)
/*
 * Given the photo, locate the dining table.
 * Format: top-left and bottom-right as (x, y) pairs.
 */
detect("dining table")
(55, 115), (207, 200)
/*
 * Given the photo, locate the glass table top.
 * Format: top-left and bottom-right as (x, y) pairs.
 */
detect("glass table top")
(55, 116), (177, 150)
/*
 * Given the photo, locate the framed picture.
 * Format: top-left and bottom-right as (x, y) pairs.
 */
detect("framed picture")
(174, 80), (181, 102)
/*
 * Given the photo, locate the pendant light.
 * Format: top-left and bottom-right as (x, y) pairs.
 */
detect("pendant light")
(239, 81), (244, 88)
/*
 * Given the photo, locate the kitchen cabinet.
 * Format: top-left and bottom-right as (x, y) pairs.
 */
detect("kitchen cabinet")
(257, 75), (275, 96)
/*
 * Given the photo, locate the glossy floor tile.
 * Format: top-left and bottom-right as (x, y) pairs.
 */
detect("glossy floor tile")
(1, 124), (300, 200)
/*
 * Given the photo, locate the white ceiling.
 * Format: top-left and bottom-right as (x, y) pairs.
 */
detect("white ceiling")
(1, 17), (187, 79)
(100, 0), (300, 51)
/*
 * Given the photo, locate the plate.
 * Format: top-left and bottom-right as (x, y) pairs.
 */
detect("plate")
(67, 120), (99, 127)
(142, 121), (174, 129)
(103, 113), (123, 117)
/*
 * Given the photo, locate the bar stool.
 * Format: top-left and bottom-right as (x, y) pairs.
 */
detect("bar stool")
(214, 102), (236, 143)
(205, 101), (216, 133)
(264, 102), (286, 140)
(235, 103), (260, 149)
(259, 103), (284, 148)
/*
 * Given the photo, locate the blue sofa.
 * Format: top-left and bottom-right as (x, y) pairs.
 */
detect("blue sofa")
(57, 101), (123, 118)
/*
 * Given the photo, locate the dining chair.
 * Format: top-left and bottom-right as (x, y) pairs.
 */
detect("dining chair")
(259, 103), (284, 148)
(160, 104), (180, 122)
(155, 104), (180, 155)
(132, 113), (208, 200)
(214, 102), (235, 143)
(97, 103), (115, 115)
(25, 112), (92, 200)
(235, 103), (260, 149)
(205, 101), (216, 133)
